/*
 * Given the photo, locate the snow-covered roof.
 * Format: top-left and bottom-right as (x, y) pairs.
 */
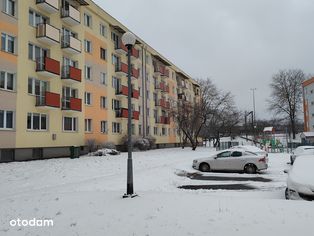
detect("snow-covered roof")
(300, 132), (314, 138)
(263, 127), (274, 132)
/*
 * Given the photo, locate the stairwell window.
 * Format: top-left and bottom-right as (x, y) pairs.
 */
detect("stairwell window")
(100, 23), (107, 38)
(1, 33), (15, 54)
(100, 96), (107, 109)
(84, 39), (92, 53)
(0, 110), (14, 130)
(3, 0), (16, 16)
(0, 71), (15, 91)
(27, 113), (47, 131)
(100, 72), (107, 85)
(84, 92), (92, 105)
(84, 65), (91, 80)
(100, 47), (107, 61)
(84, 119), (92, 132)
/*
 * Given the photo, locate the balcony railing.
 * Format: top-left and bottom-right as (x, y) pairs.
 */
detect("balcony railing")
(35, 92), (60, 109)
(131, 47), (139, 59)
(132, 68), (139, 79)
(115, 62), (128, 75)
(115, 108), (128, 118)
(61, 5), (80, 25)
(115, 85), (128, 96)
(132, 89), (139, 99)
(114, 40), (128, 54)
(62, 97), (82, 112)
(61, 35), (81, 53)
(36, 0), (59, 13)
(36, 57), (60, 77)
(36, 23), (60, 45)
(61, 65), (82, 83)
(133, 111), (140, 120)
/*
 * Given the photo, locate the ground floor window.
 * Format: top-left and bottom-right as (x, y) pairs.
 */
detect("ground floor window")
(27, 113), (47, 131)
(0, 110), (14, 129)
(112, 122), (121, 133)
(154, 127), (158, 135)
(32, 148), (43, 159)
(63, 117), (77, 132)
(0, 149), (15, 162)
(101, 121), (108, 134)
(85, 119), (92, 132)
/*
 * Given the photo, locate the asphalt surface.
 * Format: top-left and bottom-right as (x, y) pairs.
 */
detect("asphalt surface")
(178, 184), (256, 190)
(187, 173), (272, 182)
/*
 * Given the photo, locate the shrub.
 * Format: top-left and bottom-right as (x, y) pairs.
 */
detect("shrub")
(145, 135), (156, 149)
(121, 135), (151, 151)
(101, 141), (116, 150)
(86, 139), (97, 152)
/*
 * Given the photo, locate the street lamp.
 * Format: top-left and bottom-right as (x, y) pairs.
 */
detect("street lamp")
(122, 32), (137, 198)
(250, 88), (257, 125)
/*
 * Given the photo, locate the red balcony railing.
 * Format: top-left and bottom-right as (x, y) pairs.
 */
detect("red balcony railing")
(36, 57), (60, 75)
(36, 92), (60, 108)
(115, 108), (128, 118)
(131, 47), (139, 58)
(62, 65), (82, 82)
(132, 68), (139, 79)
(70, 97), (82, 111)
(115, 62), (128, 74)
(116, 85), (128, 96)
(132, 89), (139, 99)
(160, 82), (165, 91)
(114, 40), (128, 54)
(133, 111), (140, 120)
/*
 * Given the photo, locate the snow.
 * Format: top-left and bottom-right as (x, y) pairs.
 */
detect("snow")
(289, 156), (314, 187)
(0, 147), (313, 236)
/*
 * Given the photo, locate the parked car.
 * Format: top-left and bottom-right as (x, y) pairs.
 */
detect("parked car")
(192, 149), (268, 174)
(230, 145), (268, 156)
(290, 146), (314, 164)
(285, 156), (314, 201)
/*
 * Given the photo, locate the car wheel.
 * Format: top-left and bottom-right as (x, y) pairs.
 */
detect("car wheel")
(285, 188), (290, 200)
(199, 163), (210, 172)
(244, 164), (257, 174)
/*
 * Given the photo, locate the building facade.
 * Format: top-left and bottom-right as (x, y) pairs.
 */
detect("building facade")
(0, 0), (200, 162)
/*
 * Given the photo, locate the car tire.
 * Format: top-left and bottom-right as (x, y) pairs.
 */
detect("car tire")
(199, 163), (210, 172)
(285, 188), (290, 200)
(244, 164), (257, 174)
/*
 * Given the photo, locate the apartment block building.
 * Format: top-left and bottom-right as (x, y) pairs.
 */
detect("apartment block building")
(302, 77), (314, 132)
(0, 0), (200, 162)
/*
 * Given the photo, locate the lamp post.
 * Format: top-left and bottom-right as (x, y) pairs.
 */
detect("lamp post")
(250, 88), (257, 125)
(122, 32), (137, 198)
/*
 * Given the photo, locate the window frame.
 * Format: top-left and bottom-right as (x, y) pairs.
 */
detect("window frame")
(0, 71), (15, 91)
(0, 110), (14, 130)
(1, 33), (15, 54)
(27, 112), (48, 131)
(63, 116), (78, 132)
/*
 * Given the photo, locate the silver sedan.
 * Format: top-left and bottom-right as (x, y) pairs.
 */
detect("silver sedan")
(192, 149), (268, 174)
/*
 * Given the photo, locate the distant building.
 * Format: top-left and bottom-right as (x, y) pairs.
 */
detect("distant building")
(302, 78), (314, 131)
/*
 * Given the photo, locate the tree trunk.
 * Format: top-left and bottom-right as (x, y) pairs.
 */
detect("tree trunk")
(291, 119), (296, 139)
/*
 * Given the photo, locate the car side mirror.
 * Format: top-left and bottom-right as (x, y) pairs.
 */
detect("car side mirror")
(283, 169), (289, 174)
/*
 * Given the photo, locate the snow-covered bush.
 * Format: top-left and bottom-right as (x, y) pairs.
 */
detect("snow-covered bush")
(86, 139), (97, 152)
(145, 135), (156, 149)
(121, 135), (151, 151)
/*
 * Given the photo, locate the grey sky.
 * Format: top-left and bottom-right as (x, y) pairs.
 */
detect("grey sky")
(95, 0), (314, 119)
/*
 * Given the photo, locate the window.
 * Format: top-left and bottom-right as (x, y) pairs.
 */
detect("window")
(100, 24), (107, 37)
(62, 87), (78, 109)
(217, 151), (231, 158)
(28, 10), (48, 27)
(85, 65), (91, 80)
(100, 72), (107, 85)
(131, 124), (135, 135)
(27, 113), (47, 131)
(100, 47), (107, 60)
(112, 76), (121, 94)
(32, 148), (43, 159)
(147, 126), (150, 135)
(112, 122), (121, 133)
(28, 78), (48, 96)
(84, 13), (92, 27)
(0, 71), (15, 91)
(84, 39), (92, 53)
(162, 128), (167, 136)
(100, 96), (107, 109)
(0, 110), (14, 129)
(0, 149), (15, 162)
(231, 151), (242, 157)
(146, 108), (150, 117)
(28, 43), (48, 61)
(139, 125), (142, 135)
(3, 0), (16, 16)
(85, 119), (92, 132)
(112, 54), (119, 65)
(154, 127), (158, 135)
(1, 33), (15, 54)
(112, 99), (120, 110)
(84, 92), (92, 105)
(63, 117), (77, 132)
(101, 121), (108, 134)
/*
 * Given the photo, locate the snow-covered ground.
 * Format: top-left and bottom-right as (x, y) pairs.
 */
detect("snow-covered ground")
(0, 147), (313, 236)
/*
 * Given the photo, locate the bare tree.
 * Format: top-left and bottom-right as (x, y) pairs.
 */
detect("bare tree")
(268, 69), (305, 139)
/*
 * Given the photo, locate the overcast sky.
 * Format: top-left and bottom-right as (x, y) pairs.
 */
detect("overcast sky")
(95, 0), (314, 119)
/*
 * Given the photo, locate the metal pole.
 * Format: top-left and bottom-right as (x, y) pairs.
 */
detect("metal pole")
(251, 88), (256, 125)
(126, 45), (134, 196)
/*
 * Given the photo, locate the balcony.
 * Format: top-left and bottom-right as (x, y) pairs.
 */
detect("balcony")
(114, 40), (128, 55)
(132, 68), (139, 79)
(62, 97), (82, 112)
(115, 108), (139, 120)
(161, 68), (169, 77)
(132, 89), (139, 99)
(36, 0), (59, 14)
(61, 66), (82, 84)
(131, 47), (139, 59)
(61, 35), (81, 54)
(115, 62), (128, 76)
(36, 57), (60, 77)
(115, 85), (128, 96)
(162, 85), (170, 93)
(35, 92), (60, 109)
(61, 5), (80, 26)
(36, 23), (60, 45)
(159, 116), (170, 125)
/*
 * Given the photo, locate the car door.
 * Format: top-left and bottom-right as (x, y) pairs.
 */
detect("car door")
(211, 151), (232, 170)
(229, 151), (245, 170)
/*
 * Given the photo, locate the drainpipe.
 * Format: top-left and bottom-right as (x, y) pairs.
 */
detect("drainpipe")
(141, 45), (146, 137)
